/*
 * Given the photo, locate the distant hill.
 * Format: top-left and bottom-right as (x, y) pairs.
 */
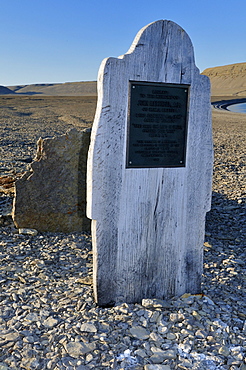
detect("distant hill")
(6, 81), (97, 96)
(0, 86), (16, 94)
(3, 63), (246, 97)
(202, 62), (246, 97)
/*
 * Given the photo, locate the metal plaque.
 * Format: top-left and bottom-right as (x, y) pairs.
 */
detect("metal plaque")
(126, 81), (189, 168)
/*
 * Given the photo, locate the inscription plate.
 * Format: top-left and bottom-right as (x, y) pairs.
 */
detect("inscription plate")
(126, 81), (189, 168)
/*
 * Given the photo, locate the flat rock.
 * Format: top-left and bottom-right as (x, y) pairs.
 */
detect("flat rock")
(80, 322), (97, 333)
(64, 341), (96, 358)
(129, 326), (150, 340)
(42, 317), (59, 328)
(18, 228), (38, 236)
(3, 332), (19, 342)
(142, 299), (170, 309)
(144, 365), (171, 370)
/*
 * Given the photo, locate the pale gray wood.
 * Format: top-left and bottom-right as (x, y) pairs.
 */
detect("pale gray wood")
(87, 20), (213, 306)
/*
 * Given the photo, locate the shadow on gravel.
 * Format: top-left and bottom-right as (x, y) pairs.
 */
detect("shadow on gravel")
(206, 191), (245, 243)
(203, 191), (245, 312)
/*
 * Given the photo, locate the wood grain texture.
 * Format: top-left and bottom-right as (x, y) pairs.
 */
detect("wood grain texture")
(87, 20), (213, 306)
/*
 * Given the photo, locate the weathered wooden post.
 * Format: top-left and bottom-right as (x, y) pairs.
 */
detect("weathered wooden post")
(87, 20), (213, 306)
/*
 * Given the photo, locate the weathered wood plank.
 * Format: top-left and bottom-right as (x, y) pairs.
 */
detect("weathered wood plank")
(87, 20), (213, 306)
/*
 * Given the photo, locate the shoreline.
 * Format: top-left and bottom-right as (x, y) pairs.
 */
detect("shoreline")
(211, 97), (246, 111)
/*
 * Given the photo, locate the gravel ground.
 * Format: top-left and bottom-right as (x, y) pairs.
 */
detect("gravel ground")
(0, 96), (96, 177)
(0, 98), (245, 370)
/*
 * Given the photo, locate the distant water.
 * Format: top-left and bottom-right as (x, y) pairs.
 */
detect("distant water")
(227, 103), (246, 113)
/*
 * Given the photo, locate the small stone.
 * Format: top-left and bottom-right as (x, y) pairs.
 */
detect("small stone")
(76, 277), (93, 285)
(192, 310), (202, 320)
(150, 354), (166, 364)
(151, 347), (166, 354)
(231, 348), (244, 361)
(144, 365), (171, 370)
(150, 347), (169, 363)
(218, 345), (230, 357)
(166, 333), (176, 340)
(149, 332), (163, 343)
(195, 329), (207, 339)
(99, 322), (111, 333)
(24, 313), (39, 322)
(85, 353), (93, 363)
(178, 358), (193, 368)
(161, 349), (177, 359)
(64, 341), (96, 358)
(80, 322), (97, 333)
(43, 317), (59, 328)
(18, 228), (38, 236)
(28, 358), (40, 369)
(181, 295), (195, 305)
(158, 326), (168, 334)
(150, 311), (161, 323)
(47, 359), (57, 369)
(134, 348), (147, 358)
(142, 299), (169, 308)
(206, 335), (215, 343)
(202, 296), (215, 305)
(129, 326), (149, 340)
(178, 343), (191, 354)
(170, 313), (184, 322)
(23, 335), (35, 343)
(4, 332), (19, 342)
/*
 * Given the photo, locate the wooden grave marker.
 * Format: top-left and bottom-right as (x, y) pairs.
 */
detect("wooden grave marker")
(87, 20), (213, 306)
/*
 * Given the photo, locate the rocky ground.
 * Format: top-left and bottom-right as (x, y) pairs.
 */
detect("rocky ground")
(0, 97), (245, 370)
(0, 95), (96, 178)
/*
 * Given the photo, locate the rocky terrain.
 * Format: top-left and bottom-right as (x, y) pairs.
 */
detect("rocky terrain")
(0, 95), (245, 369)
(0, 95), (96, 178)
(202, 63), (246, 97)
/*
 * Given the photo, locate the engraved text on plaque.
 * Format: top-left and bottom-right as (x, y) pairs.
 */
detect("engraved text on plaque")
(126, 81), (189, 168)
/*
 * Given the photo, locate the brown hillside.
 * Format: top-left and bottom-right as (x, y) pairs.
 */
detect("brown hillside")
(202, 62), (246, 97)
(4, 63), (246, 97)
(7, 81), (97, 96)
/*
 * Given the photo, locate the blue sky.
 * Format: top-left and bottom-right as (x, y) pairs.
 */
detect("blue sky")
(1, 0), (245, 86)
